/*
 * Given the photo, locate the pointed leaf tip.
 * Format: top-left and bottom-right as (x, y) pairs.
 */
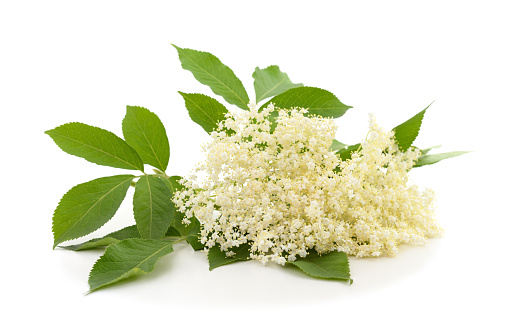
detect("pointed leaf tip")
(52, 175), (135, 247)
(178, 92), (229, 134)
(253, 65), (303, 102)
(88, 239), (174, 292)
(58, 225), (140, 251)
(122, 106), (170, 172)
(393, 105), (430, 151)
(133, 175), (174, 239)
(414, 151), (470, 167)
(173, 46), (249, 110)
(288, 251), (352, 281)
(46, 122), (144, 171)
(260, 86), (351, 118)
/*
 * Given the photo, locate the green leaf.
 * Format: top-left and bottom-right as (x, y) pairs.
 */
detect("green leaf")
(267, 110), (280, 133)
(260, 86), (351, 118)
(253, 65), (303, 102)
(52, 175), (135, 248)
(122, 106), (170, 172)
(160, 175), (185, 195)
(172, 214), (204, 251)
(414, 151), (470, 167)
(133, 175), (174, 239)
(88, 239), (174, 293)
(207, 243), (251, 271)
(337, 143), (361, 161)
(160, 176), (187, 239)
(330, 139), (347, 151)
(59, 225), (140, 251)
(178, 92), (229, 134)
(161, 177), (174, 194)
(392, 102), (432, 151)
(168, 176), (185, 193)
(288, 251), (352, 282)
(172, 45), (249, 110)
(185, 218), (204, 251)
(420, 144), (441, 155)
(165, 226), (181, 237)
(45, 122), (144, 171)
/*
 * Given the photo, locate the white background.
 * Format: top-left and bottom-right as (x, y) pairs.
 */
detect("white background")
(1, 0), (519, 330)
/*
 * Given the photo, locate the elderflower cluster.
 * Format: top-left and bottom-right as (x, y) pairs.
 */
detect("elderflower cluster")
(173, 102), (443, 265)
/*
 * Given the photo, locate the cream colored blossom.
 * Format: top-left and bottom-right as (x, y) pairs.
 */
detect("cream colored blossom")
(173, 103), (443, 265)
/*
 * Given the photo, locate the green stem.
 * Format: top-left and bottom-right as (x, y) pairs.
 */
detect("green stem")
(153, 168), (164, 174)
(164, 236), (188, 244)
(134, 173), (169, 179)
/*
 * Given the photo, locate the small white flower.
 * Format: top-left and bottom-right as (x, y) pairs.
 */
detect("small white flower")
(173, 106), (441, 264)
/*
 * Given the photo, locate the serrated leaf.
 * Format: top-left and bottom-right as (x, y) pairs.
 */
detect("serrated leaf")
(88, 239), (173, 293)
(122, 106), (170, 172)
(337, 143), (361, 161)
(52, 175), (135, 248)
(172, 45), (249, 110)
(330, 139), (347, 151)
(260, 86), (351, 118)
(392, 103), (432, 151)
(334, 104), (432, 160)
(414, 151), (470, 167)
(253, 65), (303, 102)
(172, 214), (204, 251)
(208, 243), (251, 271)
(59, 225), (140, 251)
(45, 122), (144, 171)
(288, 251), (352, 282)
(133, 175), (174, 239)
(178, 92), (229, 134)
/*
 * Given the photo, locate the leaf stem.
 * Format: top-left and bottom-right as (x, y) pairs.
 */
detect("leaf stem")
(164, 236), (188, 244)
(134, 173), (169, 179)
(153, 168), (166, 175)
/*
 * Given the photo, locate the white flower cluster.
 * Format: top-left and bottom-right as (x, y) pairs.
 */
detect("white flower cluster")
(173, 103), (443, 265)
